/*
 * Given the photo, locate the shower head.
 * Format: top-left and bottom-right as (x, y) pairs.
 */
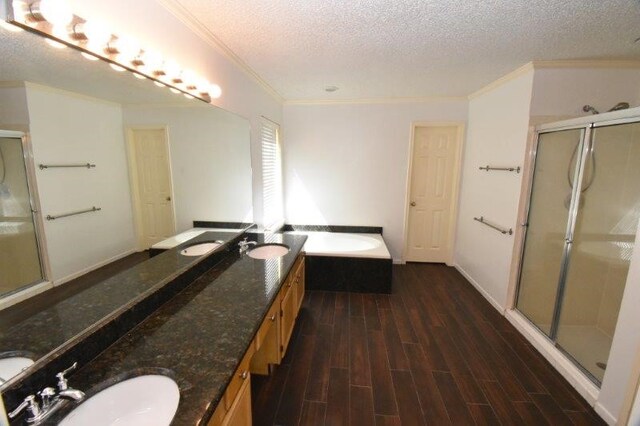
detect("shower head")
(582, 105), (599, 115)
(608, 102), (630, 112)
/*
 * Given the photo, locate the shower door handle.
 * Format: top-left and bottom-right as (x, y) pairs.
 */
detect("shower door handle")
(565, 238), (573, 244)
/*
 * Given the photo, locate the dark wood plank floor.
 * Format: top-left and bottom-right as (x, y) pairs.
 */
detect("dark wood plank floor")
(252, 263), (605, 425)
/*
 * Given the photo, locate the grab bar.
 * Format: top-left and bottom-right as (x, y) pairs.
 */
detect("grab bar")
(474, 216), (513, 235)
(39, 163), (96, 170)
(46, 207), (101, 221)
(479, 165), (521, 173)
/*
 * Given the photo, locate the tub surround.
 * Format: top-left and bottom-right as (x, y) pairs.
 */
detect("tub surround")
(0, 230), (246, 409)
(150, 221), (256, 256)
(42, 233), (307, 425)
(285, 227), (392, 293)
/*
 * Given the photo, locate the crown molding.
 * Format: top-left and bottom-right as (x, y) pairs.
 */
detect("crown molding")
(156, 0), (284, 104)
(531, 59), (640, 69)
(468, 62), (535, 100)
(284, 96), (467, 106)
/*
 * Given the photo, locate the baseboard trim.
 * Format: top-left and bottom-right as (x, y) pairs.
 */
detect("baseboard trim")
(594, 402), (617, 426)
(53, 249), (137, 287)
(453, 264), (505, 314)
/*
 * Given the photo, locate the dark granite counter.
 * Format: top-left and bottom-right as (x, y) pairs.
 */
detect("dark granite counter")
(1, 231), (245, 409)
(46, 232), (307, 425)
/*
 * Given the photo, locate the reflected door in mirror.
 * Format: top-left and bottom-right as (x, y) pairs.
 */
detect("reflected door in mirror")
(128, 128), (176, 249)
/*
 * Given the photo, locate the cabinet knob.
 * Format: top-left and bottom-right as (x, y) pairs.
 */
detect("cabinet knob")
(240, 371), (248, 380)
(270, 314), (276, 322)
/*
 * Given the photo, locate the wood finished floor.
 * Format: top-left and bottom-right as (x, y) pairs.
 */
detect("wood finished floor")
(251, 263), (605, 426)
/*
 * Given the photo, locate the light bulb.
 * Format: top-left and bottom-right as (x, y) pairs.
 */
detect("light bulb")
(115, 36), (140, 62)
(11, 1), (28, 23)
(83, 20), (111, 51)
(38, 0), (73, 27)
(164, 61), (181, 79)
(142, 50), (163, 73)
(209, 84), (222, 99)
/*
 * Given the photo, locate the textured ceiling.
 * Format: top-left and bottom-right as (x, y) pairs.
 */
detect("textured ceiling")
(171, 0), (640, 100)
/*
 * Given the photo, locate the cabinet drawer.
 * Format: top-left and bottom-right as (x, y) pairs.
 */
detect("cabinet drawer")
(224, 345), (255, 410)
(255, 303), (278, 350)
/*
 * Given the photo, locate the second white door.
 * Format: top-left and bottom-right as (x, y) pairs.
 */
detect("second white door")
(406, 125), (461, 263)
(128, 128), (175, 249)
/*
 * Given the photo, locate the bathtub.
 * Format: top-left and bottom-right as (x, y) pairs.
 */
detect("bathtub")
(286, 230), (392, 294)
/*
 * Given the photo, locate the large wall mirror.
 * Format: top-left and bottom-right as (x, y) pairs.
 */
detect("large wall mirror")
(0, 22), (253, 387)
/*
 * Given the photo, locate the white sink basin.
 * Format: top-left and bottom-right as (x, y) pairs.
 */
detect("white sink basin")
(0, 356), (33, 382)
(180, 242), (221, 256)
(59, 375), (179, 426)
(248, 244), (290, 259)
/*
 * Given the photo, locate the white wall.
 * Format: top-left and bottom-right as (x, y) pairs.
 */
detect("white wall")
(67, 0), (283, 228)
(282, 100), (468, 260)
(531, 67), (640, 117)
(454, 71), (534, 308)
(0, 85), (29, 130)
(598, 220), (640, 423)
(122, 104), (253, 231)
(25, 84), (136, 282)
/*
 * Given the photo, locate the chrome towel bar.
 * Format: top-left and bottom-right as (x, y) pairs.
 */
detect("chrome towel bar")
(479, 165), (521, 173)
(474, 216), (513, 235)
(39, 163), (96, 170)
(46, 207), (101, 221)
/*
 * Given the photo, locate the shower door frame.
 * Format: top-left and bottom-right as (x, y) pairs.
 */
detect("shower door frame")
(0, 129), (50, 301)
(510, 108), (640, 387)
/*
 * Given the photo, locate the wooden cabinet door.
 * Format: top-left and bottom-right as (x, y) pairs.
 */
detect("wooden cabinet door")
(295, 259), (305, 313)
(280, 281), (296, 356)
(221, 375), (252, 426)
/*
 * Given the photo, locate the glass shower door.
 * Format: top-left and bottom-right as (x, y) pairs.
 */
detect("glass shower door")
(0, 135), (44, 297)
(516, 128), (586, 335)
(556, 121), (640, 383)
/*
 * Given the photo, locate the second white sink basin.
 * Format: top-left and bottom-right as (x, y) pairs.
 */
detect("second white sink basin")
(180, 242), (222, 256)
(248, 243), (290, 259)
(0, 356), (33, 382)
(59, 374), (179, 426)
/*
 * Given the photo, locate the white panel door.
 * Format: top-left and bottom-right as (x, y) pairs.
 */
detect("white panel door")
(130, 129), (175, 249)
(406, 126), (459, 263)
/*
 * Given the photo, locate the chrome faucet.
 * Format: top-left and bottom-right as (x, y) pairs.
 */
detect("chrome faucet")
(8, 362), (85, 424)
(238, 237), (257, 254)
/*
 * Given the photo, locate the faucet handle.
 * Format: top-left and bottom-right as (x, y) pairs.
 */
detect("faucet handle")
(56, 361), (78, 391)
(8, 394), (40, 420)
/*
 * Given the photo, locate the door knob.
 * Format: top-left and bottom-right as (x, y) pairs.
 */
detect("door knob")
(166, 196), (171, 201)
(410, 201), (416, 207)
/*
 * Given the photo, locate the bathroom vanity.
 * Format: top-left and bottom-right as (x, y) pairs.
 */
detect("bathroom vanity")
(3, 231), (307, 425)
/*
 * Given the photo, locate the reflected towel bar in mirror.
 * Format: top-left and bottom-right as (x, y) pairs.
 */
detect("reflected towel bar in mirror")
(479, 165), (521, 173)
(473, 216), (513, 235)
(39, 163), (96, 170)
(46, 207), (101, 221)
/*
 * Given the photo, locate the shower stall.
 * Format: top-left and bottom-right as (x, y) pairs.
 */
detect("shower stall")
(0, 130), (44, 298)
(515, 112), (640, 385)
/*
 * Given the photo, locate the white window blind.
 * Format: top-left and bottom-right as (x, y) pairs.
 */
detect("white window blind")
(261, 119), (283, 230)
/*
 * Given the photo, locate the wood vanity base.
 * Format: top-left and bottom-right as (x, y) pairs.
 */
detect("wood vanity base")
(208, 254), (305, 426)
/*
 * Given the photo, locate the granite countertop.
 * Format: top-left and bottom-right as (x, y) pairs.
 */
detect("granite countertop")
(48, 232), (307, 425)
(0, 231), (243, 360)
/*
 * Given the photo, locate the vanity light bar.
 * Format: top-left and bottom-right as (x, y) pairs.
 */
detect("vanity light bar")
(3, 0), (222, 103)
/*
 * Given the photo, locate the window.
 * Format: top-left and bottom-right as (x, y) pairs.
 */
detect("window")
(261, 119), (284, 230)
